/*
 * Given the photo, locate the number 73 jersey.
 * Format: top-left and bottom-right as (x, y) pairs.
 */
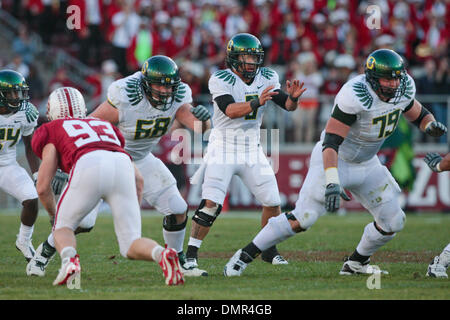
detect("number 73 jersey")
(328, 73), (416, 163)
(107, 71), (193, 161)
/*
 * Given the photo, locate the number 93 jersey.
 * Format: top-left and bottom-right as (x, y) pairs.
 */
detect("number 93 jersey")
(107, 71), (193, 161)
(208, 67), (280, 150)
(326, 73), (416, 163)
(0, 102), (38, 166)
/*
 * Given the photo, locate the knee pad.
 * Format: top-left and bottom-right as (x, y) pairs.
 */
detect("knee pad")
(192, 199), (222, 227)
(292, 209), (320, 230)
(385, 211), (406, 233)
(163, 213), (188, 231)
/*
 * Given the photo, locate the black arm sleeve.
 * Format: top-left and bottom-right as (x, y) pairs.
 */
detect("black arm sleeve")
(411, 104), (431, 127)
(214, 94), (235, 114)
(271, 89), (289, 110)
(322, 133), (344, 153)
(331, 105), (357, 126)
(403, 99), (414, 112)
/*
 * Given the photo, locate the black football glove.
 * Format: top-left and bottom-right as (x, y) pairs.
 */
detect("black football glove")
(425, 121), (447, 137)
(423, 152), (442, 172)
(325, 183), (351, 212)
(51, 169), (69, 195)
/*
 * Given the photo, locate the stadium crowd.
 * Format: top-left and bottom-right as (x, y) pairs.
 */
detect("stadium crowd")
(1, 0), (449, 142)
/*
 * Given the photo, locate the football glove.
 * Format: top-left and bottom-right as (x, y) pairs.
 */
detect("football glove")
(424, 152), (442, 172)
(190, 104), (211, 121)
(325, 183), (351, 212)
(425, 121), (447, 137)
(51, 169), (69, 195)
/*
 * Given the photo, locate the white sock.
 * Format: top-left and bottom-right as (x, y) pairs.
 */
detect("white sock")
(162, 228), (186, 253)
(188, 237), (203, 248)
(60, 246), (76, 262)
(47, 233), (55, 248)
(18, 224), (34, 242)
(151, 245), (164, 262)
(253, 214), (295, 251)
(356, 222), (395, 257)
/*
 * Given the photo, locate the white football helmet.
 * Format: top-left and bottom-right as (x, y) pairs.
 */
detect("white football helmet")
(47, 87), (87, 120)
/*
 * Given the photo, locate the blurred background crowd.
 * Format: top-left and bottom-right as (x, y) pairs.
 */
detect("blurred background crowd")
(0, 0), (448, 145)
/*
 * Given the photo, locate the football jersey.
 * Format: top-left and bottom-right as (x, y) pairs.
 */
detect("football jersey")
(32, 117), (128, 173)
(107, 71), (193, 161)
(321, 73), (416, 163)
(208, 67), (281, 152)
(0, 102), (38, 166)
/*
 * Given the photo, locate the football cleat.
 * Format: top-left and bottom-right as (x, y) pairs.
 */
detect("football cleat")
(339, 257), (388, 275)
(224, 249), (248, 277)
(271, 255), (289, 265)
(53, 254), (81, 286)
(159, 248), (185, 285)
(182, 257), (208, 277)
(15, 236), (35, 262)
(26, 241), (56, 276)
(426, 256), (448, 278)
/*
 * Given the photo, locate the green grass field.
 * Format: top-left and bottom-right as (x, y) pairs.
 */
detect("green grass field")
(0, 210), (449, 300)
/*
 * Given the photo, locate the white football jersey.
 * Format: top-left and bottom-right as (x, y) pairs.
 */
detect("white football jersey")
(107, 71), (193, 161)
(321, 73), (416, 163)
(208, 67), (281, 151)
(0, 102), (38, 166)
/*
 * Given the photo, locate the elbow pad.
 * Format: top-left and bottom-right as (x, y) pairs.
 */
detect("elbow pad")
(322, 133), (344, 153)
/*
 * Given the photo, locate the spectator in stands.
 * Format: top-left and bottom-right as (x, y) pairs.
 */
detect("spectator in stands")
(224, 2), (248, 39)
(111, 0), (141, 76)
(12, 25), (36, 65)
(48, 68), (76, 93)
(6, 55), (30, 78)
(100, 59), (120, 101)
(432, 57), (449, 143)
(334, 54), (357, 82)
(127, 17), (159, 72)
(292, 52), (323, 143)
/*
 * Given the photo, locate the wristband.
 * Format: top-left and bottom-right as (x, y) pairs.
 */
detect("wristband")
(325, 167), (339, 185)
(250, 98), (261, 111)
(289, 94), (299, 102)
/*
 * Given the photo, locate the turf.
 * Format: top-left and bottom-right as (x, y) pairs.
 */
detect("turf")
(0, 210), (448, 300)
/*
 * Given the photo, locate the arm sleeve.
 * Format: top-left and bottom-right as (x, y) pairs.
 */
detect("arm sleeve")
(31, 125), (50, 160)
(271, 89), (289, 109)
(214, 94), (235, 114)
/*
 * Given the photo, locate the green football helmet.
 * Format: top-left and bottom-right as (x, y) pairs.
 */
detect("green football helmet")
(141, 55), (181, 111)
(0, 69), (29, 113)
(226, 33), (264, 80)
(364, 49), (407, 104)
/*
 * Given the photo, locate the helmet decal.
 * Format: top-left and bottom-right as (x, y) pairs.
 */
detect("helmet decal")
(366, 56), (376, 70)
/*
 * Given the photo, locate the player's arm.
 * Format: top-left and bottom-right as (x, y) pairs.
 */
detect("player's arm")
(271, 80), (307, 111)
(403, 99), (447, 136)
(217, 85), (278, 119)
(36, 143), (59, 217)
(22, 133), (40, 175)
(89, 100), (120, 125)
(175, 103), (211, 133)
(322, 106), (354, 212)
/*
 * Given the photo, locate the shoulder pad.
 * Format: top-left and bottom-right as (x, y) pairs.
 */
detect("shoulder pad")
(23, 102), (39, 123)
(403, 76), (414, 101)
(259, 67), (276, 80)
(214, 70), (236, 86)
(125, 76), (144, 106)
(175, 83), (187, 103)
(352, 81), (374, 109)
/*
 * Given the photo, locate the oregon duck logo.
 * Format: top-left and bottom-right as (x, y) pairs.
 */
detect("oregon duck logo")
(141, 61), (149, 74)
(227, 39), (233, 52)
(366, 56), (376, 70)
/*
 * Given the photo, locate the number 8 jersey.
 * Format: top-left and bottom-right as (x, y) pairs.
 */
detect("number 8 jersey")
(32, 117), (128, 173)
(325, 73), (416, 163)
(107, 71), (193, 161)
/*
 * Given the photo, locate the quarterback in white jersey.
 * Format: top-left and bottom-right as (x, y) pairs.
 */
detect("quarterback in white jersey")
(223, 49), (447, 277)
(0, 69), (41, 262)
(90, 55), (211, 277)
(185, 33), (307, 274)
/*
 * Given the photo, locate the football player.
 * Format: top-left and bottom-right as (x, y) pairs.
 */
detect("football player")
(423, 152), (449, 278)
(0, 69), (40, 262)
(89, 55), (211, 277)
(32, 87), (184, 286)
(186, 33), (306, 275)
(224, 49), (447, 276)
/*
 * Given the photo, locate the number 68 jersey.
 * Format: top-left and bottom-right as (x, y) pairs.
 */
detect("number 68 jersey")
(32, 117), (128, 173)
(107, 71), (193, 161)
(325, 73), (416, 163)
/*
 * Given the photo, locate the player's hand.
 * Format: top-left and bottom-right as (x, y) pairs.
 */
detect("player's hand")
(51, 169), (68, 195)
(190, 104), (211, 121)
(286, 80), (306, 100)
(424, 152), (442, 172)
(425, 121), (447, 137)
(258, 85), (278, 105)
(325, 183), (351, 212)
